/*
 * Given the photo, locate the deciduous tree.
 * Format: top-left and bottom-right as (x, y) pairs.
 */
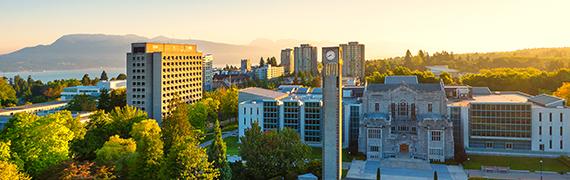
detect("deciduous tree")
(130, 120), (163, 180)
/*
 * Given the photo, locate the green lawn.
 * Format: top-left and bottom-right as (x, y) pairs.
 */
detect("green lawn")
(463, 155), (570, 173)
(200, 134), (214, 143)
(221, 121), (239, 132)
(341, 169), (348, 178)
(225, 136), (241, 156)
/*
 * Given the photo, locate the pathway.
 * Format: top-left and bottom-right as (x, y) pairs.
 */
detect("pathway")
(467, 169), (570, 180)
(199, 129), (238, 148)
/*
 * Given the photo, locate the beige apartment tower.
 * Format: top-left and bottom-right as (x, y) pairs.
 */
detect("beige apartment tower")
(294, 44), (318, 75)
(322, 46), (343, 180)
(339, 42), (365, 80)
(280, 48), (294, 74)
(127, 42), (203, 124)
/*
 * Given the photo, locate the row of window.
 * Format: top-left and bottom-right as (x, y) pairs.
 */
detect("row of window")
(132, 88), (146, 93)
(538, 141), (564, 150)
(472, 118), (532, 125)
(538, 126), (563, 136)
(368, 129), (381, 139)
(162, 85), (201, 92)
(162, 67), (202, 73)
(132, 56), (145, 61)
(132, 63), (145, 67)
(539, 112), (564, 122)
(132, 95), (146, 99)
(472, 111), (531, 118)
(162, 56), (202, 61)
(132, 76), (146, 80)
(471, 104), (532, 111)
(162, 73), (202, 79)
(132, 82), (146, 86)
(132, 69), (146, 73)
(431, 131), (442, 141)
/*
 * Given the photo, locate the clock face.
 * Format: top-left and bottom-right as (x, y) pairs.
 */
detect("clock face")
(326, 50), (335, 61)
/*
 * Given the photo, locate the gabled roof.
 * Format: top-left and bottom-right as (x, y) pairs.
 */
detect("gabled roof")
(528, 94), (565, 107)
(310, 88), (323, 94)
(295, 87), (310, 94)
(366, 83), (443, 92)
(384, 76), (418, 84)
(472, 87), (492, 95)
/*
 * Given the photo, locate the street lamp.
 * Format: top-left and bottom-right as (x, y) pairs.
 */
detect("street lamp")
(540, 160), (542, 180)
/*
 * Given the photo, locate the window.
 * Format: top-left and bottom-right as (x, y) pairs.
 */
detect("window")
(550, 126), (552, 136)
(539, 126), (542, 135)
(539, 113), (542, 122)
(486, 142), (493, 149)
(431, 131), (442, 141)
(540, 144), (544, 151)
(550, 113), (552, 122)
(429, 148), (443, 156)
(244, 108), (246, 114)
(369, 146), (379, 152)
(505, 142), (513, 150)
(391, 126), (395, 131)
(399, 102), (407, 116)
(368, 129), (381, 139)
(550, 140), (553, 149)
(561, 127), (563, 136)
(561, 140), (564, 149)
(244, 118), (246, 125)
(561, 113), (564, 122)
(250, 108), (252, 114)
(428, 103), (433, 113)
(375, 103), (379, 112)
(257, 108), (259, 115)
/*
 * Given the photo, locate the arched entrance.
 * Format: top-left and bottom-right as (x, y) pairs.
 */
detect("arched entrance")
(399, 144), (409, 152)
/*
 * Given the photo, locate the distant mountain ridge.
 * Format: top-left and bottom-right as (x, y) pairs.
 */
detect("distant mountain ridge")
(0, 34), (277, 72)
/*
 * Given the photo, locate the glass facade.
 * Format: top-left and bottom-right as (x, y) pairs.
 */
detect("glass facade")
(450, 106), (462, 146)
(469, 103), (532, 150)
(304, 102), (321, 142)
(263, 101), (280, 131)
(349, 106), (360, 144)
(283, 102), (300, 133)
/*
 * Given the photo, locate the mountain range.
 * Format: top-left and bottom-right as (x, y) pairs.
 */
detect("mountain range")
(0, 34), (431, 72)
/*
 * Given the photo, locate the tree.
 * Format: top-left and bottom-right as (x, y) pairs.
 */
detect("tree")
(0, 112), (75, 176)
(108, 105), (147, 139)
(553, 82), (570, 102)
(95, 135), (136, 177)
(454, 144), (468, 164)
(311, 76), (322, 88)
(162, 94), (194, 155)
(0, 160), (31, 180)
(259, 57), (265, 67)
(376, 167), (380, 180)
(97, 89), (112, 112)
(293, 74), (299, 85)
(130, 120), (163, 180)
(66, 94), (97, 111)
(116, 73), (127, 80)
(434, 171), (438, 180)
(403, 49), (413, 68)
(70, 110), (114, 160)
(439, 71), (454, 85)
(38, 159), (115, 180)
(160, 135), (219, 180)
(240, 122), (311, 179)
(82, 74), (91, 86)
(100, 71), (109, 81)
(0, 79), (17, 108)
(207, 120), (232, 180)
(110, 88), (127, 109)
(548, 60), (565, 72)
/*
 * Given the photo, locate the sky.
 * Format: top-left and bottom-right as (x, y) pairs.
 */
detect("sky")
(1, 0), (569, 57)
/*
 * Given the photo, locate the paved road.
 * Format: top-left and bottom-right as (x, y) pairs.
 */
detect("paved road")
(467, 170), (570, 180)
(199, 129), (238, 148)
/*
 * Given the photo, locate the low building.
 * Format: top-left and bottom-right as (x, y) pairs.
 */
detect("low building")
(0, 100), (71, 116)
(426, 65), (459, 77)
(255, 65), (284, 80)
(96, 80), (127, 90)
(61, 86), (102, 100)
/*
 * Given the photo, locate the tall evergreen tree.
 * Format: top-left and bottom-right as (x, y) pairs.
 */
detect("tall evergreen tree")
(97, 89), (112, 112)
(100, 71), (109, 81)
(207, 120), (232, 180)
(403, 49), (413, 68)
(259, 57), (265, 67)
(161, 94), (194, 155)
(81, 74), (91, 86)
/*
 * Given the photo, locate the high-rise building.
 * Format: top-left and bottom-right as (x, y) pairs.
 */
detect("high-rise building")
(281, 48), (294, 74)
(322, 46), (342, 180)
(241, 59), (251, 73)
(203, 54), (213, 92)
(339, 42), (365, 80)
(127, 42), (203, 124)
(294, 44), (318, 75)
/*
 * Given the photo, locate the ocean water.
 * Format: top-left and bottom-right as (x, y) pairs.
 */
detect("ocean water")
(1, 68), (126, 82)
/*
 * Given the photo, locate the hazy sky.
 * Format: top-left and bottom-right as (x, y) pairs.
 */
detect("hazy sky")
(1, 0), (569, 57)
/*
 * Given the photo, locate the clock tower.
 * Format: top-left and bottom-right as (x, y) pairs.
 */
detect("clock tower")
(322, 46), (342, 180)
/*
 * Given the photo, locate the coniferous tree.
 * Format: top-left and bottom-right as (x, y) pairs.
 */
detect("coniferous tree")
(403, 49), (413, 68)
(207, 120), (232, 180)
(376, 167), (380, 180)
(116, 73), (127, 80)
(259, 57), (265, 67)
(100, 71), (109, 81)
(81, 74), (91, 86)
(161, 94), (194, 155)
(293, 74), (299, 85)
(97, 89), (112, 112)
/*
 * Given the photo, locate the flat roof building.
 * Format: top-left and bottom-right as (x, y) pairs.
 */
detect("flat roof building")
(127, 42), (203, 124)
(294, 44), (318, 76)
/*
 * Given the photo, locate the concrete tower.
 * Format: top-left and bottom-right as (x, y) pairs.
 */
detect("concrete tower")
(322, 46), (342, 180)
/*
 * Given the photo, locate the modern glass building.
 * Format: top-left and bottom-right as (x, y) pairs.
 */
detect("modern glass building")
(263, 101), (280, 131)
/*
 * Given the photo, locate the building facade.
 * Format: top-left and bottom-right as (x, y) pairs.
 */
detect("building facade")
(255, 64), (284, 80)
(339, 42), (365, 80)
(241, 59), (251, 73)
(203, 54), (213, 92)
(358, 76), (454, 162)
(294, 44), (318, 75)
(127, 42), (203, 124)
(281, 48), (294, 74)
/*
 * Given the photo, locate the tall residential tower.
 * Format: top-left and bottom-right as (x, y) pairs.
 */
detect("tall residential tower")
(241, 59), (251, 73)
(203, 54), (213, 92)
(294, 44), (318, 75)
(127, 42), (203, 124)
(322, 46), (343, 180)
(281, 48), (294, 74)
(339, 42), (365, 80)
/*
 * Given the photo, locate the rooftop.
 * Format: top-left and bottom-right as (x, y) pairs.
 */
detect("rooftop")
(472, 87), (492, 95)
(527, 94), (565, 107)
(239, 87), (288, 100)
(425, 65), (459, 73)
(447, 92), (530, 107)
(0, 100), (71, 115)
(384, 76), (418, 84)
(366, 83), (443, 92)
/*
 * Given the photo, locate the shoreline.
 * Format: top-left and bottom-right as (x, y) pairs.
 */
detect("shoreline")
(0, 67), (125, 73)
